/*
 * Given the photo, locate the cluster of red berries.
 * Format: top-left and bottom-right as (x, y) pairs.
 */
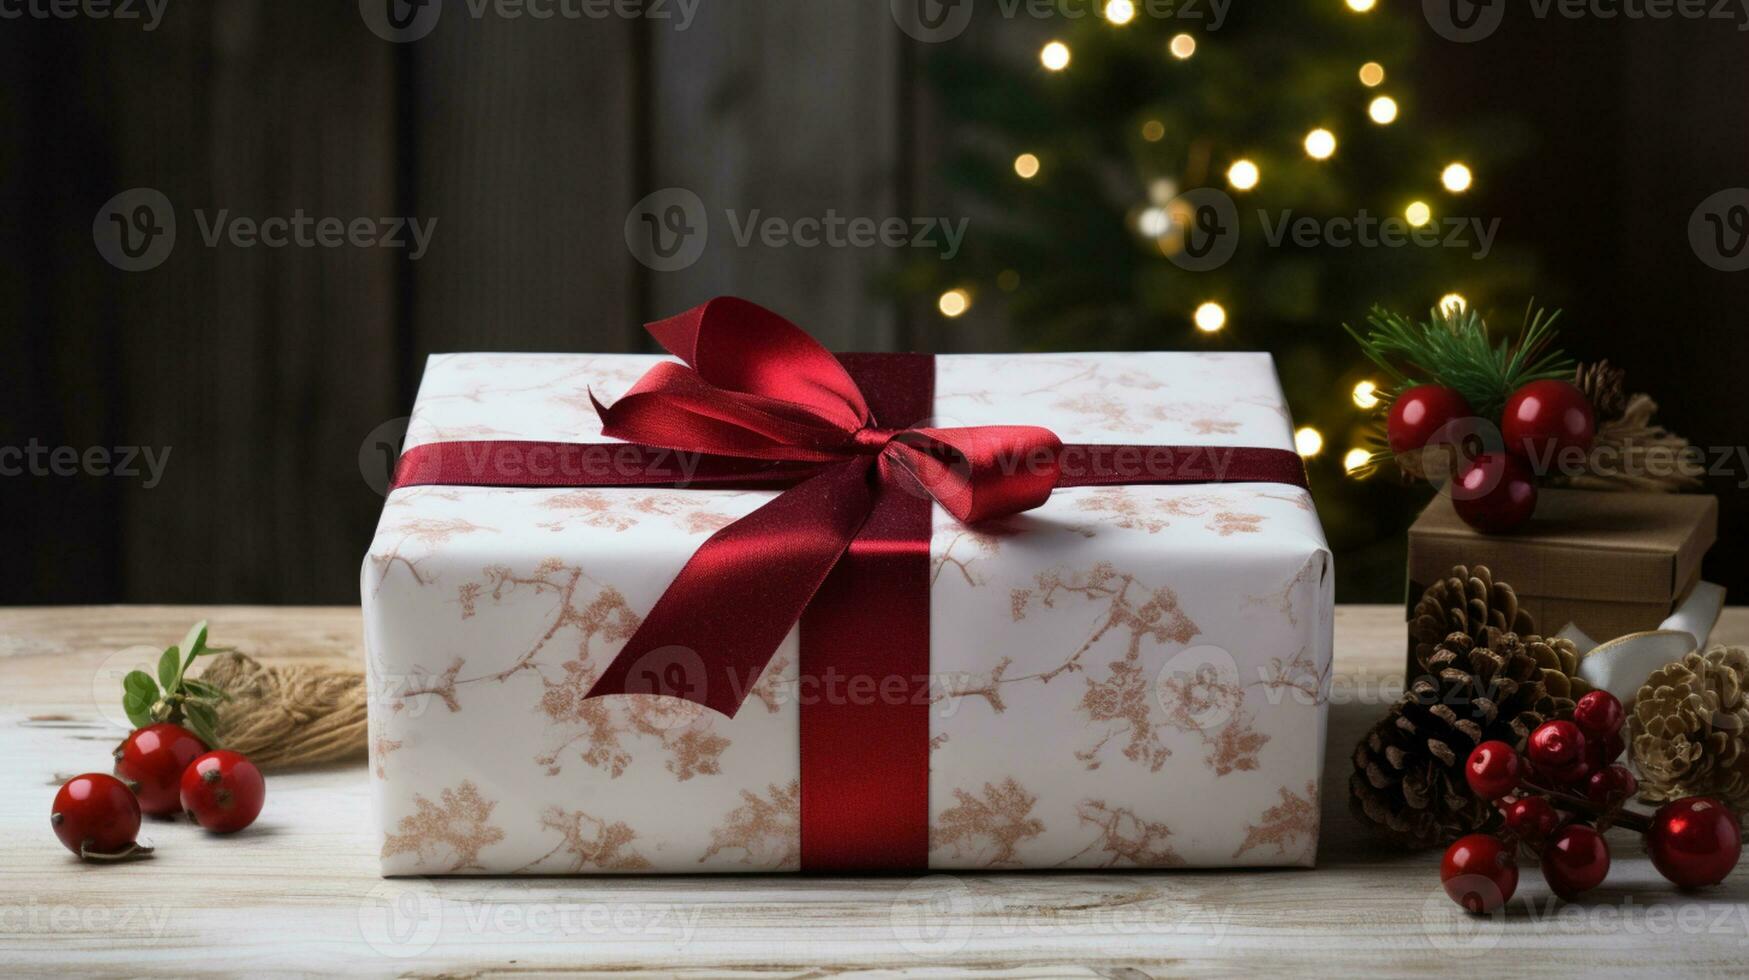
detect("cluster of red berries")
(50, 723), (265, 861)
(1387, 378), (1596, 533)
(1441, 690), (1741, 913)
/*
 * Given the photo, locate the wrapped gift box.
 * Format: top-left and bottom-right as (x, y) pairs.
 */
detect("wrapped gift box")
(1406, 489), (1719, 679)
(364, 343), (1333, 874)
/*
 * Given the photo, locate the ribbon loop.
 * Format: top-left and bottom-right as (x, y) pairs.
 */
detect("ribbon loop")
(583, 301), (1070, 716)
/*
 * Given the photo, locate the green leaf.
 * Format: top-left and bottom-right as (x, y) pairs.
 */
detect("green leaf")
(157, 646), (181, 693)
(185, 701), (221, 748)
(122, 692), (154, 729)
(181, 678), (231, 702)
(123, 669), (159, 702)
(122, 669), (160, 726)
(180, 620), (209, 671)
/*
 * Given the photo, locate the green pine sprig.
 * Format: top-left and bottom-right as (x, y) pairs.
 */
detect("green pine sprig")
(1343, 302), (1575, 419)
(120, 620), (231, 747)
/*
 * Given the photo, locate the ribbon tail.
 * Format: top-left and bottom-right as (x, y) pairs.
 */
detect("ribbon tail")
(584, 458), (877, 717)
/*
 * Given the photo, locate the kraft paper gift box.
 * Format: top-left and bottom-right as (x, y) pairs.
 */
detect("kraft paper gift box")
(1406, 489), (1719, 680)
(363, 332), (1334, 874)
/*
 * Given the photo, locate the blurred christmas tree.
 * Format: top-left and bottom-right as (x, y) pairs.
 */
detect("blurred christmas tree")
(901, 0), (1539, 599)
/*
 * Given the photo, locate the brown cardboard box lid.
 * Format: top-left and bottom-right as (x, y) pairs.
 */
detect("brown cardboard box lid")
(1409, 490), (1717, 604)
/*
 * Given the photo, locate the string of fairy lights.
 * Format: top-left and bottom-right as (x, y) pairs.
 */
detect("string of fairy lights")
(933, 0), (1479, 479)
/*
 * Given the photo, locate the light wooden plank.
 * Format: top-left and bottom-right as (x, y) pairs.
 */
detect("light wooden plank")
(2, 605), (1746, 976)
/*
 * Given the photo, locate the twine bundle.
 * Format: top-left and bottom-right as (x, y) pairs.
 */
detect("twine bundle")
(197, 652), (368, 770)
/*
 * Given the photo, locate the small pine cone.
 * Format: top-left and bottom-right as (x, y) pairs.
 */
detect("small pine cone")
(1408, 565), (1536, 676)
(1524, 635), (1591, 700)
(1351, 628), (1574, 849)
(1574, 360), (1629, 422)
(1630, 646), (1749, 812)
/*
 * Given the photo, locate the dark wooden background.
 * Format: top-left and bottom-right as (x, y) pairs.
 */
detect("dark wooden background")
(2, 2), (1745, 605)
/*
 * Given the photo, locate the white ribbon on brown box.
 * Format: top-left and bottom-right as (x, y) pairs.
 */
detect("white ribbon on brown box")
(1560, 582), (1728, 706)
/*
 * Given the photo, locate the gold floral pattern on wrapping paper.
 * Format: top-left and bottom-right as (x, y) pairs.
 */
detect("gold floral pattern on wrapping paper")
(994, 563), (1271, 776)
(420, 356), (647, 417)
(1243, 555), (1323, 629)
(534, 489), (746, 535)
(392, 558), (776, 783)
(371, 727), (403, 780)
(930, 778), (1046, 868)
(1252, 646), (1333, 707)
(700, 780), (801, 870)
(381, 780), (506, 872)
(1233, 781), (1320, 862)
(930, 518), (1083, 587)
(1147, 400), (1249, 436)
(1061, 801), (1184, 868)
(934, 357), (1165, 409)
(519, 807), (654, 872)
(1072, 487), (1268, 537)
(1051, 393), (1150, 434)
(368, 517), (496, 593)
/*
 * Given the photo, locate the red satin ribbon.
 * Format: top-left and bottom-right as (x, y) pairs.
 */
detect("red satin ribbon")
(391, 296), (1308, 871)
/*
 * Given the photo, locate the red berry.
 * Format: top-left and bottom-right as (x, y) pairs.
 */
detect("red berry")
(1585, 765), (1638, 806)
(1541, 823), (1611, 900)
(1572, 691), (1625, 739)
(179, 750), (265, 833)
(1503, 380), (1595, 461)
(1648, 797), (1742, 889)
(1504, 796), (1561, 845)
(113, 723), (208, 817)
(1527, 720), (1589, 786)
(1465, 740), (1524, 801)
(1441, 833), (1518, 913)
(1387, 384), (1474, 456)
(1451, 453), (1538, 533)
(51, 773), (144, 859)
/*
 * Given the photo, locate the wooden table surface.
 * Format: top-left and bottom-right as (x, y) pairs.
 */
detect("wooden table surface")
(3, 605), (1746, 977)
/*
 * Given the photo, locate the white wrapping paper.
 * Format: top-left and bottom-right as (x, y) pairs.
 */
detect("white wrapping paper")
(363, 352), (1334, 873)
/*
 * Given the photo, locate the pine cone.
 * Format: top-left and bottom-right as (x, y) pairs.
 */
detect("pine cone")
(1574, 360), (1629, 422)
(1525, 634), (1590, 700)
(1631, 646), (1749, 812)
(1352, 628), (1575, 849)
(1408, 565), (1590, 698)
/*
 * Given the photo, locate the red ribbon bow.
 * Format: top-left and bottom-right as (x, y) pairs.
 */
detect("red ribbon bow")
(582, 297), (1062, 717)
